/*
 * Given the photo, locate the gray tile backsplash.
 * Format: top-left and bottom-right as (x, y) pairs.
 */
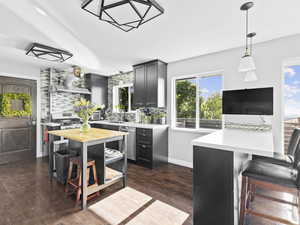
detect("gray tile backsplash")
(40, 68), (86, 121)
(41, 69), (165, 123)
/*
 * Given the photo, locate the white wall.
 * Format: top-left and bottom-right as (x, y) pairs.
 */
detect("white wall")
(0, 59), (42, 158)
(167, 34), (300, 168)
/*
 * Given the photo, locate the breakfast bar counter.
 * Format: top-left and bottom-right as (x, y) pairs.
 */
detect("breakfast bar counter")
(48, 128), (128, 210)
(192, 129), (277, 225)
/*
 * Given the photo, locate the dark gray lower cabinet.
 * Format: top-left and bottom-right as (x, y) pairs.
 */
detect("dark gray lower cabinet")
(136, 127), (168, 169)
(193, 146), (234, 225)
(91, 123), (168, 169)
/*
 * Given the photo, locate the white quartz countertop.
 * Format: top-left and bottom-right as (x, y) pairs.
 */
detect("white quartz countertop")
(90, 120), (169, 129)
(192, 129), (275, 157)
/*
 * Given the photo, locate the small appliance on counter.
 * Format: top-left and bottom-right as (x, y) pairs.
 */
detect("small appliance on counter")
(91, 110), (102, 121)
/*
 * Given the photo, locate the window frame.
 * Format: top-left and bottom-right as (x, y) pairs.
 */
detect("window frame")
(171, 70), (224, 132)
(282, 58), (300, 154)
(112, 83), (135, 113)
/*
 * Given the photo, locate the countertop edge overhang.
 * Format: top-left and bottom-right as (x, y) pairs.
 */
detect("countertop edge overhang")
(192, 129), (275, 157)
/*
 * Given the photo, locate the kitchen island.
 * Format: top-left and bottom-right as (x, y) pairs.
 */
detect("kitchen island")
(48, 128), (128, 210)
(192, 129), (277, 225)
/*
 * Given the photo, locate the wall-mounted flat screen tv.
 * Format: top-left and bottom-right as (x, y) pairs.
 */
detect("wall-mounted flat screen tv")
(222, 87), (273, 115)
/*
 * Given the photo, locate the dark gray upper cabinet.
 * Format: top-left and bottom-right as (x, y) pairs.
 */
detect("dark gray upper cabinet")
(133, 65), (146, 108)
(85, 73), (108, 107)
(133, 60), (167, 108)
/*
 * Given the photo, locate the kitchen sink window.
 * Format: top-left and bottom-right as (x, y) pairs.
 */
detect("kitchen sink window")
(173, 73), (223, 130)
(113, 84), (135, 112)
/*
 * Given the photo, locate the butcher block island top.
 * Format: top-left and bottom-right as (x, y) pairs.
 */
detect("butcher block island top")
(48, 128), (128, 143)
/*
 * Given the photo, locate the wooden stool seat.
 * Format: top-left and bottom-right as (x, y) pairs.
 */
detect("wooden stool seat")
(69, 157), (96, 166)
(65, 156), (99, 205)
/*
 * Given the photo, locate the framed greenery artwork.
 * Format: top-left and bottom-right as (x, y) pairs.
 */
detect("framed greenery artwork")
(0, 93), (32, 117)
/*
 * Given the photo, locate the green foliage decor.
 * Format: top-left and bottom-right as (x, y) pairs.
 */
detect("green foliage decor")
(74, 98), (101, 121)
(0, 93), (32, 117)
(176, 80), (222, 120)
(200, 93), (222, 120)
(176, 80), (196, 119)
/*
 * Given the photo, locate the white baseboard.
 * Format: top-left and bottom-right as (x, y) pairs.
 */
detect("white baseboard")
(168, 158), (193, 168)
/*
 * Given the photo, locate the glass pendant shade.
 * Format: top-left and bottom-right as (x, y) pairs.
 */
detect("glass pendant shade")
(238, 55), (256, 72)
(82, 0), (164, 32)
(244, 70), (257, 82)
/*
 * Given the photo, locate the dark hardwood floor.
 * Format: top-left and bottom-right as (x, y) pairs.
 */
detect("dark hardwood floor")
(0, 158), (297, 225)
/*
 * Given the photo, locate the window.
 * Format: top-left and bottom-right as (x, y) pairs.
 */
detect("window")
(113, 84), (135, 112)
(284, 65), (300, 153)
(173, 73), (223, 130)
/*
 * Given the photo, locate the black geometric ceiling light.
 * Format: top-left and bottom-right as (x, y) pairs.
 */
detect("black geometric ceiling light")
(26, 43), (73, 62)
(81, 0), (164, 32)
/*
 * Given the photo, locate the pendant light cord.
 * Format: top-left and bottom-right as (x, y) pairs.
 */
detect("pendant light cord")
(250, 36), (252, 55)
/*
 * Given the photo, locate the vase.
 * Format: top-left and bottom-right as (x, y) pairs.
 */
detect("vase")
(80, 120), (91, 133)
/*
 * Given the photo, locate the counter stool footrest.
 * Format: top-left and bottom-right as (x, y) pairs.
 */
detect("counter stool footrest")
(246, 209), (298, 225)
(254, 192), (298, 207)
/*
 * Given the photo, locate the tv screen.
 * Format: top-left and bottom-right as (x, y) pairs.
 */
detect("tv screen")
(222, 87), (273, 115)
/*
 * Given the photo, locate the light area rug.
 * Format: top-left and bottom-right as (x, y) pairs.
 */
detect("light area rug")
(125, 200), (189, 225)
(89, 187), (152, 225)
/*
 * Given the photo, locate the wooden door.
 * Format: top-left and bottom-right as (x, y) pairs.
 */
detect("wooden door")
(0, 76), (37, 164)
(133, 65), (146, 108)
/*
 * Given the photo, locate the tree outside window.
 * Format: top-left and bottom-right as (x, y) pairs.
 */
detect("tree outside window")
(175, 74), (222, 129)
(176, 79), (197, 128)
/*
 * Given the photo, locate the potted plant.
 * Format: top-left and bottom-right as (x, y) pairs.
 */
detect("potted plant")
(74, 98), (104, 133)
(155, 112), (166, 124)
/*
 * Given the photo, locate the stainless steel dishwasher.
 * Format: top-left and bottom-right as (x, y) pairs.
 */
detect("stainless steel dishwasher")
(119, 126), (136, 161)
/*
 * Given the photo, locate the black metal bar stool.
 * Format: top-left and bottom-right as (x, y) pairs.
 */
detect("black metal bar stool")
(239, 156), (300, 225)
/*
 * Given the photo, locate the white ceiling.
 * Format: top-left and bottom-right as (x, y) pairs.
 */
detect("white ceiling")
(0, 0), (300, 75)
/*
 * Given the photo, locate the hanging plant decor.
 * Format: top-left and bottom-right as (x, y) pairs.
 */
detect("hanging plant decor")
(0, 93), (32, 117)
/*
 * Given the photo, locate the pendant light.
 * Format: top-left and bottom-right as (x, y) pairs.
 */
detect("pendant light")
(81, 0), (164, 32)
(239, 2), (257, 81)
(244, 32), (257, 81)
